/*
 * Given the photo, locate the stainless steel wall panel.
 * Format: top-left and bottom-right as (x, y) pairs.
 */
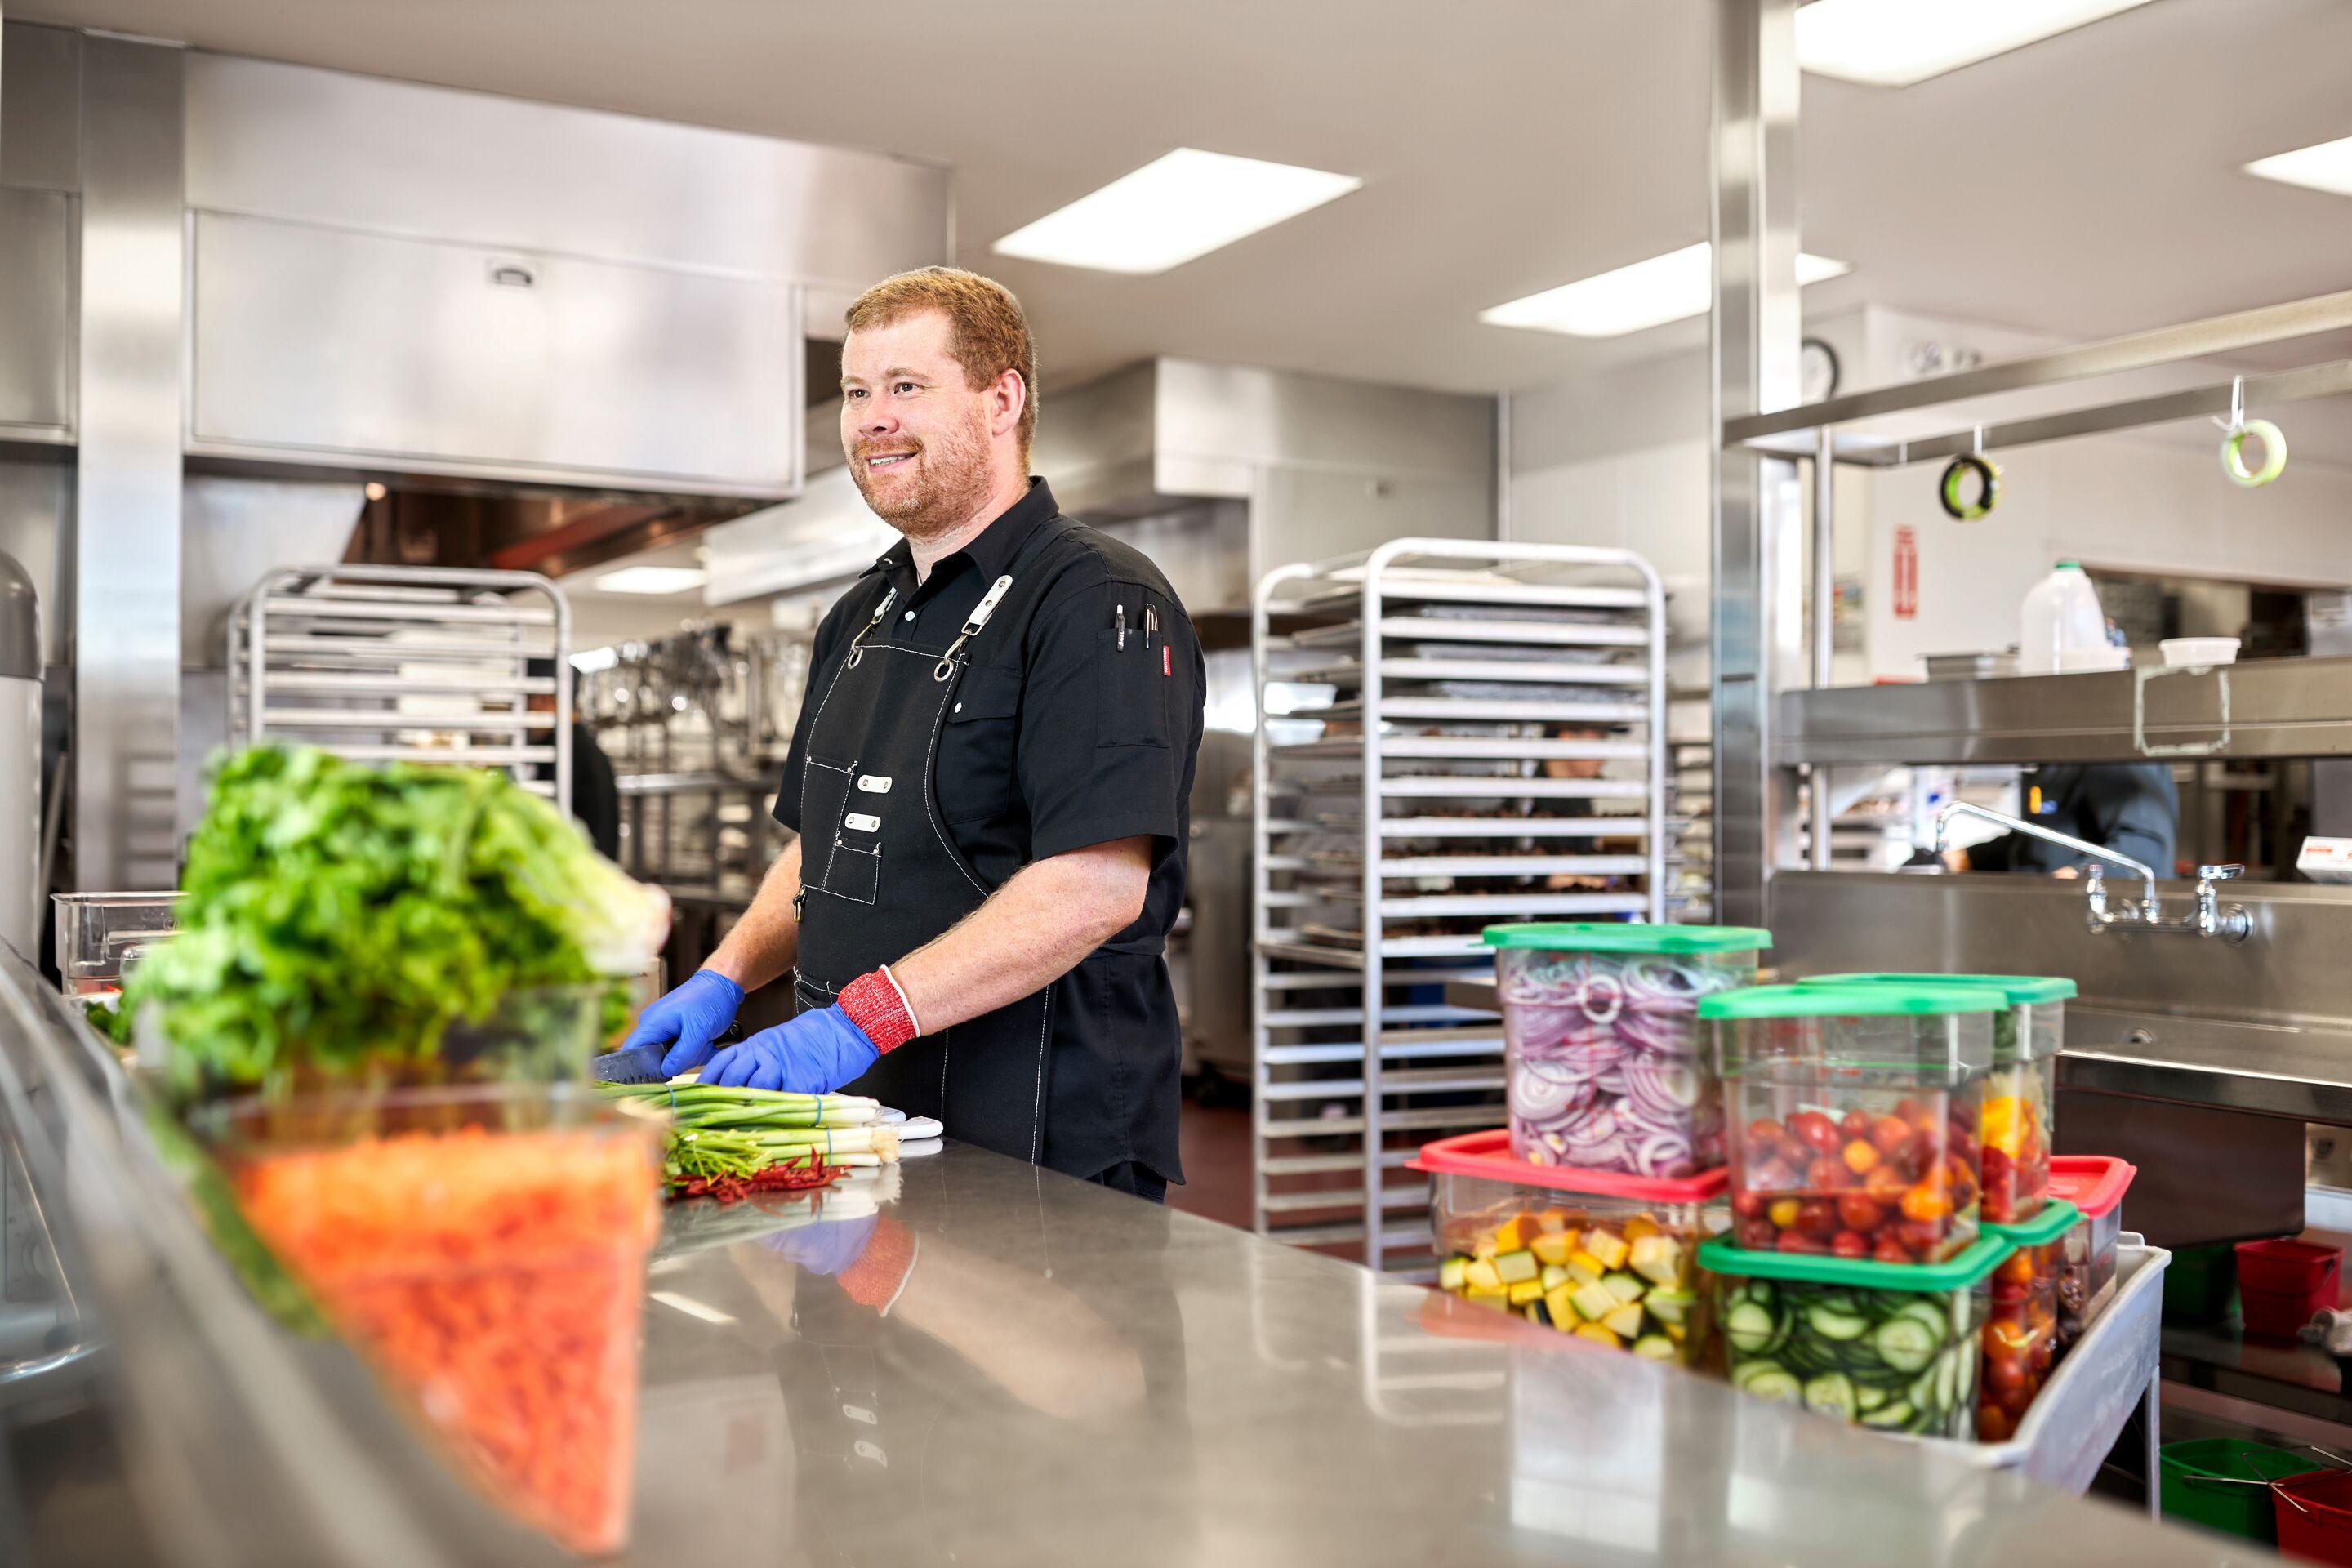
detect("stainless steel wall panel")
(73, 36), (183, 889)
(183, 53), (949, 288)
(0, 188), (76, 439)
(0, 461), (69, 666)
(1156, 358), (1496, 483)
(1, 22), (81, 193)
(187, 212), (804, 496)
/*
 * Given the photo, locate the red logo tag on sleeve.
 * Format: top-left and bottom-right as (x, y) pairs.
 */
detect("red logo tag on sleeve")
(1163, 645), (1171, 676)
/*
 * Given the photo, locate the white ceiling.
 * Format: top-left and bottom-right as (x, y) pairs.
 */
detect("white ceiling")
(20, 0), (2352, 400)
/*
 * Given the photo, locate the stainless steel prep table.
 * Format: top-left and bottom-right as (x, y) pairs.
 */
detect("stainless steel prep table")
(0, 947), (2244, 1566)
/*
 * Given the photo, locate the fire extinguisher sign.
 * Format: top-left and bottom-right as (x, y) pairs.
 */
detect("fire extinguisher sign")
(1893, 526), (1919, 620)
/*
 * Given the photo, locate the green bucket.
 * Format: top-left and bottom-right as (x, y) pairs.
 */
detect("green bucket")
(2163, 1243), (2240, 1325)
(2158, 1439), (2326, 1542)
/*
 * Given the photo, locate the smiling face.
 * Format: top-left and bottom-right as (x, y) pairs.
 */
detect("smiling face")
(840, 310), (1018, 542)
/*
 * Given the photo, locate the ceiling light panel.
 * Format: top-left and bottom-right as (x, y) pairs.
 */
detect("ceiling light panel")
(2245, 135), (2352, 199)
(593, 566), (708, 595)
(1479, 244), (1851, 339)
(1796, 0), (2156, 88)
(991, 148), (1362, 274)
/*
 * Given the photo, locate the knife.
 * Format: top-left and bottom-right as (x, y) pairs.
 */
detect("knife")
(590, 1020), (744, 1085)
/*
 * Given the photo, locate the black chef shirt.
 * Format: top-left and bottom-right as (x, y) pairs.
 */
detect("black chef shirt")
(773, 479), (1205, 1182)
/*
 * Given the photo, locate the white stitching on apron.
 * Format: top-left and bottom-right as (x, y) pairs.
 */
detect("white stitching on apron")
(938, 1024), (951, 1124)
(1031, 988), (1053, 1164)
(920, 662), (991, 898)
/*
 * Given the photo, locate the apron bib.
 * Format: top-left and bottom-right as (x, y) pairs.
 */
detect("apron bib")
(791, 523), (1073, 1165)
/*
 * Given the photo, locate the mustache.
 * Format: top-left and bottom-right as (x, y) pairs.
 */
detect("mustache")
(855, 440), (923, 461)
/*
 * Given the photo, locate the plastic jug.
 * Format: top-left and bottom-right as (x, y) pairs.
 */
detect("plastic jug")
(2020, 562), (2107, 675)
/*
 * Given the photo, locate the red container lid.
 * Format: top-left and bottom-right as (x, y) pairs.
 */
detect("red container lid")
(2048, 1155), (2136, 1219)
(1410, 1129), (1729, 1203)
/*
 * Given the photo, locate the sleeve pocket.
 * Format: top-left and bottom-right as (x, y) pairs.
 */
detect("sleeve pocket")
(1096, 592), (1173, 748)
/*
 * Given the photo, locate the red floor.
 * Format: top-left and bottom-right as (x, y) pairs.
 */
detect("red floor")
(1165, 1100), (1254, 1229)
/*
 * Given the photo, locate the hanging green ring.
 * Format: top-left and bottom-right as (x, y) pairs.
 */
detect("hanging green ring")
(1940, 453), (2001, 520)
(2222, 418), (2286, 488)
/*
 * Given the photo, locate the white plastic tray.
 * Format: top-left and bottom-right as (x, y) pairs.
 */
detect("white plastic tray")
(1912, 1236), (2170, 1509)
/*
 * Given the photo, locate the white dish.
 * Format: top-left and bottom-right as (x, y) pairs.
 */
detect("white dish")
(2160, 636), (2240, 668)
(2056, 646), (2132, 673)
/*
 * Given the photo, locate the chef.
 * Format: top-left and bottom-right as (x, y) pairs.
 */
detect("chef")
(621, 267), (1203, 1200)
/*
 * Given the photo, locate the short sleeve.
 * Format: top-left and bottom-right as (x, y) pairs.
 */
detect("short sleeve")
(1017, 573), (1202, 860)
(772, 597), (857, 831)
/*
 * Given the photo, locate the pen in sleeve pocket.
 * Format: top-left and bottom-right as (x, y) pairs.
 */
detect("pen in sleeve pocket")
(1116, 603), (1126, 650)
(1145, 606), (1156, 648)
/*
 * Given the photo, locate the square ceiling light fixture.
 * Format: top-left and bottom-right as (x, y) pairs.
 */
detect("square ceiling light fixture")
(991, 149), (1361, 274)
(1479, 243), (1851, 339)
(2245, 135), (2352, 198)
(1796, 0), (2156, 87)
(593, 566), (708, 595)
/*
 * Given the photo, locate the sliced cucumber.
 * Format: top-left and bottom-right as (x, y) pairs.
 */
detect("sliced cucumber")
(1859, 1400), (1915, 1429)
(1630, 1334), (1677, 1361)
(1741, 1366), (1802, 1405)
(1934, 1347), (1962, 1414)
(1872, 1313), (1941, 1374)
(1724, 1301), (1780, 1354)
(1802, 1372), (1858, 1420)
(1855, 1383), (1890, 1413)
(1808, 1303), (1870, 1342)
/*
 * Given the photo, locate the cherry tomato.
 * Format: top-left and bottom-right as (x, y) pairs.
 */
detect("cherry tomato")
(1737, 1218), (1779, 1250)
(1901, 1184), (1952, 1223)
(1984, 1354), (2026, 1393)
(1841, 1109), (1873, 1140)
(1790, 1111), (1842, 1154)
(1837, 1193), (1885, 1232)
(1753, 1159), (1802, 1194)
(1894, 1098), (1927, 1126)
(1767, 1199), (1802, 1230)
(1796, 1199), (1842, 1237)
(1745, 1117), (1785, 1147)
(1863, 1164), (1909, 1200)
(1776, 1232), (1829, 1254)
(1996, 1250), (2035, 1286)
(1731, 1190), (1765, 1218)
(1831, 1230), (1868, 1258)
(1872, 1237), (1913, 1264)
(1977, 1406), (2012, 1443)
(1896, 1219), (1947, 1254)
(1805, 1156), (1857, 1192)
(1869, 1116), (1915, 1156)
(1842, 1139), (1881, 1175)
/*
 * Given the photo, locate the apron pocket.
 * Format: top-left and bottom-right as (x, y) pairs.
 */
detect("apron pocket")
(826, 838), (880, 905)
(799, 755), (857, 893)
(938, 664), (1023, 823)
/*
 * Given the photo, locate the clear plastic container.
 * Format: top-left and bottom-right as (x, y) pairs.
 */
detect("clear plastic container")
(1706, 982), (1998, 1263)
(2048, 1155), (2136, 1343)
(1482, 922), (1770, 1178)
(52, 890), (180, 1000)
(1976, 1200), (2074, 1441)
(2020, 560), (2107, 675)
(1411, 1129), (1726, 1365)
(1700, 1232), (2005, 1438)
(197, 1083), (664, 1555)
(1810, 973), (2073, 1226)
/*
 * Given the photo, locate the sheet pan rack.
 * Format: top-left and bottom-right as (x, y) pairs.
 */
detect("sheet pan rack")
(1250, 539), (1669, 1272)
(229, 564), (572, 810)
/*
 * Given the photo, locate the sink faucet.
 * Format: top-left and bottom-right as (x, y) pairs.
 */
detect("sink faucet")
(1931, 800), (2252, 942)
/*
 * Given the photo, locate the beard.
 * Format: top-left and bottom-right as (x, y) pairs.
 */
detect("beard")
(848, 404), (996, 543)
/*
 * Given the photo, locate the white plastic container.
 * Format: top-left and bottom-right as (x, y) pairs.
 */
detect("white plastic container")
(2019, 563), (2107, 676)
(2159, 637), (2239, 668)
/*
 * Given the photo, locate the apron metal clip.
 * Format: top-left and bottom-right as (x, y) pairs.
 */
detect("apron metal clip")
(933, 574), (1015, 682)
(847, 586), (898, 670)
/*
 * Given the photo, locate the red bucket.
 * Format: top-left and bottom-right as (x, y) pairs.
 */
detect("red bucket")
(2238, 1240), (2342, 1340)
(2275, 1468), (2352, 1565)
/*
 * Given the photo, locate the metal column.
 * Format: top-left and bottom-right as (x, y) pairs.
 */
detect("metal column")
(1709, 0), (1805, 925)
(73, 36), (184, 889)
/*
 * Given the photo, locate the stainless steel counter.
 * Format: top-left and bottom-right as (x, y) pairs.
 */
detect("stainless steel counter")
(0, 946), (2247, 1566)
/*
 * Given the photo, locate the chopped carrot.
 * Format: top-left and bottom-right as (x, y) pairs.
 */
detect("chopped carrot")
(234, 1125), (658, 1555)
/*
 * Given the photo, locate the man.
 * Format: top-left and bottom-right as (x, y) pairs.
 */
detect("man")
(527, 657), (621, 859)
(1940, 763), (2179, 878)
(619, 267), (1203, 1200)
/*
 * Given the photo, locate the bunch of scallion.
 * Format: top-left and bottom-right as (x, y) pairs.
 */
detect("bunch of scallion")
(601, 1083), (902, 1183)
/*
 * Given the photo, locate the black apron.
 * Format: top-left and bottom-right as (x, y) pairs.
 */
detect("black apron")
(790, 520), (1075, 1165)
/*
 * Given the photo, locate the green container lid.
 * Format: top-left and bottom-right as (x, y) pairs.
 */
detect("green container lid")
(1982, 1198), (2080, 1247)
(1698, 1231), (2013, 1291)
(1482, 921), (1772, 955)
(1811, 973), (2078, 1006)
(1698, 981), (2002, 1021)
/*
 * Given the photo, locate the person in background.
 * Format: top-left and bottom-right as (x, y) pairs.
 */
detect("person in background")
(528, 658), (621, 859)
(1941, 762), (2179, 878)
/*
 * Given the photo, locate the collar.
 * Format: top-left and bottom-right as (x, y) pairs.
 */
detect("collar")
(866, 478), (1060, 587)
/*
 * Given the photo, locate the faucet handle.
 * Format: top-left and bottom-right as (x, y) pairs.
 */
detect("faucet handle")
(2198, 863), (2244, 882)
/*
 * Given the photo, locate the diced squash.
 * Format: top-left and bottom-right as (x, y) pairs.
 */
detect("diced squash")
(1464, 1288), (1508, 1310)
(1643, 1289), (1696, 1327)
(1438, 1256), (1470, 1293)
(1624, 1214), (1662, 1242)
(1539, 1264), (1570, 1291)
(1544, 1282), (1578, 1328)
(1665, 1323), (1687, 1343)
(1569, 1248), (1606, 1276)
(1530, 1232), (1575, 1268)
(1464, 1258), (1503, 1294)
(1574, 1323), (1623, 1348)
(1490, 1214), (1528, 1253)
(1629, 1234), (1683, 1288)
(1601, 1271), (1648, 1306)
(1584, 1229), (1631, 1272)
(1602, 1300), (1647, 1339)
(1565, 1258), (1603, 1287)
(1472, 1235), (1499, 1261)
(1570, 1281), (1619, 1322)
(1522, 1302), (1545, 1324)
(1507, 1277), (1545, 1307)
(1535, 1208), (1572, 1234)
(1631, 1334), (1678, 1361)
(1494, 1250), (1540, 1286)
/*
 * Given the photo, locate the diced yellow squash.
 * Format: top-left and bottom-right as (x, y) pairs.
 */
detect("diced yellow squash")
(1665, 1323), (1687, 1343)
(1438, 1256), (1471, 1293)
(1494, 1214), (1535, 1252)
(1629, 1234), (1683, 1289)
(1464, 1258), (1503, 1294)
(1569, 1247), (1606, 1275)
(1494, 1250), (1540, 1286)
(1530, 1231), (1575, 1268)
(1584, 1229), (1631, 1271)
(1574, 1323), (1623, 1348)
(1507, 1277), (1545, 1307)
(1624, 1214), (1663, 1243)
(1544, 1282), (1579, 1328)
(1631, 1334), (1678, 1361)
(1570, 1281), (1619, 1322)
(1602, 1300), (1647, 1339)
(1539, 1264), (1570, 1292)
(1464, 1288), (1508, 1310)
(1472, 1234), (1499, 1261)
(1535, 1208), (1573, 1234)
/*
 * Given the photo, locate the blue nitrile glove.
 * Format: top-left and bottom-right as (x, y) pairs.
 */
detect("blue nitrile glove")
(757, 1211), (878, 1276)
(618, 969), (746, 1077)
(704, 1004), (879, 1094)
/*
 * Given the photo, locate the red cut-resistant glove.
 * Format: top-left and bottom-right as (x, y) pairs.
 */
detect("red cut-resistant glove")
(836, 1218), (917, 1312)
